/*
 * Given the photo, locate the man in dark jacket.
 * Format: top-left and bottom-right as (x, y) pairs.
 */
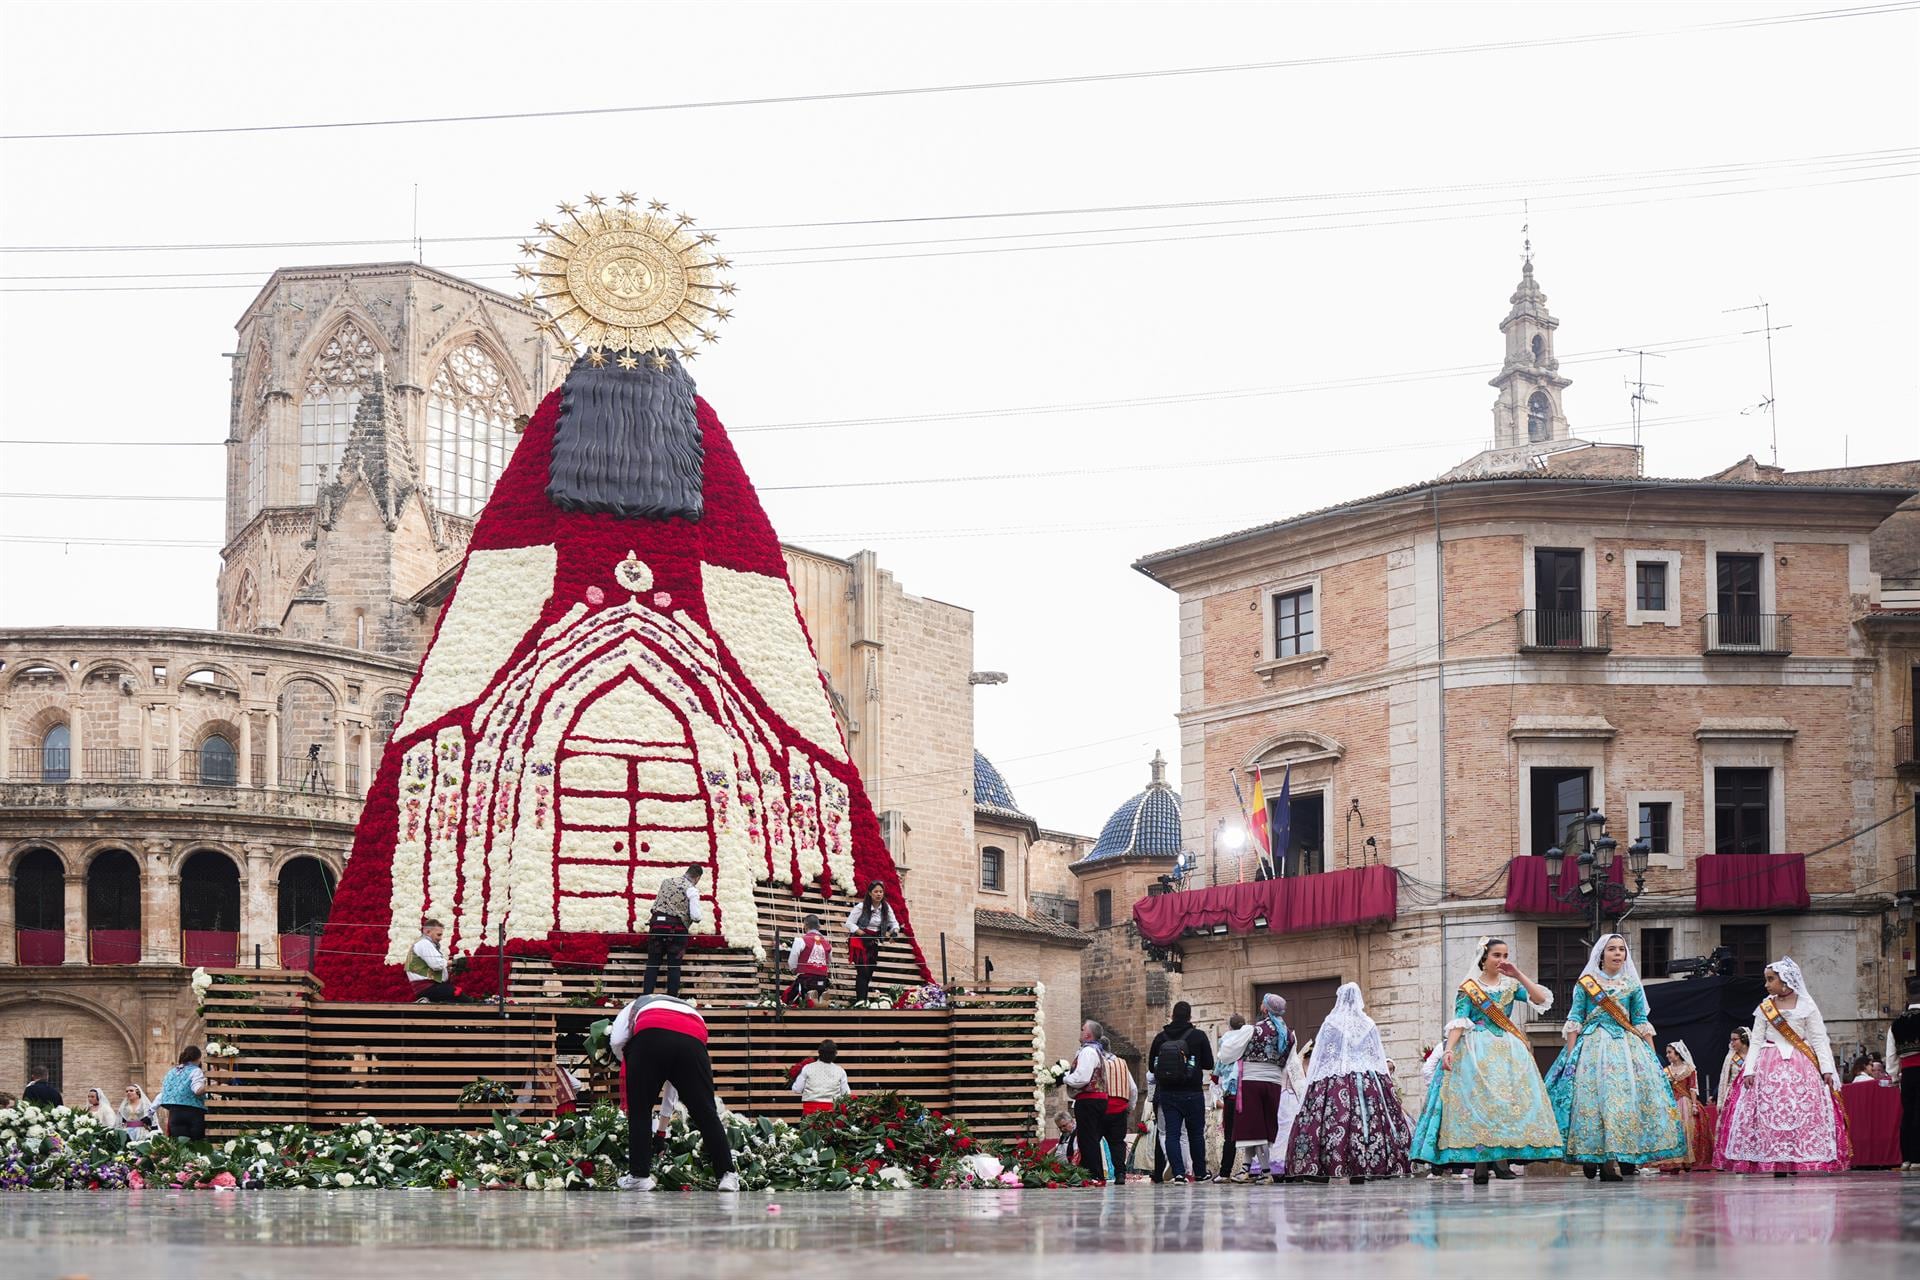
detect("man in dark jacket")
(22, 1065), (60, 1107)
(1147, 1001), (1215, 1182)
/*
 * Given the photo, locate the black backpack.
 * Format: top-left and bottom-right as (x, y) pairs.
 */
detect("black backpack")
(1155, 1034), (1196, 1088)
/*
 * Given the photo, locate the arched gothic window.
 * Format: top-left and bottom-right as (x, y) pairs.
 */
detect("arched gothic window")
(200, 734), (237, 787)
(41, 723), (70, 782)
(243, 345), (271, 517)
(1527, 391), (1552, 442)
(298, 321), (377, 501)
(426, 342), (518, 517)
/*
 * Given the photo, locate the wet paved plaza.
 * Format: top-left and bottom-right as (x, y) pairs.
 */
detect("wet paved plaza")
(2, 1174), (1914, 1279)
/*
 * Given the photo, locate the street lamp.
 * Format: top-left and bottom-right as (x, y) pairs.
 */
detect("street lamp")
(1543, 810), (1651, 942)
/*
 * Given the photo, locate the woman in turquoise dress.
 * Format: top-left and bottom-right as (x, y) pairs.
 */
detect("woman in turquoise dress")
(1410, 937), (1564, 1184)
(1546, 933), (1685, 1181)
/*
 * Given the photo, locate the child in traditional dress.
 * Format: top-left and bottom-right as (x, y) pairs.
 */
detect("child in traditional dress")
(1715, 957), (1849, 1176)
(1286, 983), (1413, 1183)
(1547, 933), (1686, 1181)
(1410, 937), (1563, 1184)
(1656, 1041), (1706, 1172)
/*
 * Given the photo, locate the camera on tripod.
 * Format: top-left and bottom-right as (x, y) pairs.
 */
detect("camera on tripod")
(1665, 945), (1734, 979)
(299, 741), (330, 794)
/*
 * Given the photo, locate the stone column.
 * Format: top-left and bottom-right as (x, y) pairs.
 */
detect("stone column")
(0, 875), (15, 960)
(332, 719), (347, 795)
(241, 843), (276, 969)
(141, 839), (176, 965)
(0, 699), (10, 780)
(64, 871), (87, 964)
(166, 705), (181, 781)
(137, 704), (154, 780)
(357, 720), (373, 799)
(265, 712), (280, 788)
(238, 711), (253, 788)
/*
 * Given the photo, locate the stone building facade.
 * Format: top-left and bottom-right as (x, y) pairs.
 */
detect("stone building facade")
(2, 262), (1095, 1099)
(1129, 263), (1920, 1094)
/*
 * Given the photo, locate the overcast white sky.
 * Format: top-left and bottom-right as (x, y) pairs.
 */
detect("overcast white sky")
(2, 1), (1916, 834)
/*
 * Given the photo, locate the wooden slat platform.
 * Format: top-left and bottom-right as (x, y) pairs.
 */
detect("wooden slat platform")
(203, 969), (1039, 1138)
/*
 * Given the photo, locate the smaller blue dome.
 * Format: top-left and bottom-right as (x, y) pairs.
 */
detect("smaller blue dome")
(1082, 751), (1183, 862)
(973, 750), (1030, 821)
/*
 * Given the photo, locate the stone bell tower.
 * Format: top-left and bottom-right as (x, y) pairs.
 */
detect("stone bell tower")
(1488, 253), (1573, 450)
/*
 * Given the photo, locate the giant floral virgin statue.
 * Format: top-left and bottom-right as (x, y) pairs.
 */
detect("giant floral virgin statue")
(314, 194), (927, 999)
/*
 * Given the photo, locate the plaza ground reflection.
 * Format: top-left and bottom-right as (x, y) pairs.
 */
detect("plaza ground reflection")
(0, 1175), (1912, 1279)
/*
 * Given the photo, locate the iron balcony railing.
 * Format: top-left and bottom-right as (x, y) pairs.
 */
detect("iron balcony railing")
(1516, 609), (1613, 653)
(1701, 612), (1791, 655)
(10, 747), (70, 781)
(1896, 725), (1918, 770)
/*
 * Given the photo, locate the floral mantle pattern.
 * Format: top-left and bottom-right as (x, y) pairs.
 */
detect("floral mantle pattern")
(315, 385), (929, 999)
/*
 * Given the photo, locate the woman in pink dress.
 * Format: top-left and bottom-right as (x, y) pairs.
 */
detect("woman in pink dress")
(1714, 958), (1849, 1175)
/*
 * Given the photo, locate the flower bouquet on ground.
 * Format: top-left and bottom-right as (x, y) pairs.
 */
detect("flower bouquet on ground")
(457, 1077), (515, 1105)
(894, 983), (948, 1011)
(986, 1137), (1093, 1188)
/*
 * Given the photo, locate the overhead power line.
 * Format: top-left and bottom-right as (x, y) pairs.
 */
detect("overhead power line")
(1, 164), (1911, 294)
(3, 4), (1912, 141)
(3, 147), (1908, 258)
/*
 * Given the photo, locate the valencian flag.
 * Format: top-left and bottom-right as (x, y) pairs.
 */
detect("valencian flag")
(313, 194), (929, 1000)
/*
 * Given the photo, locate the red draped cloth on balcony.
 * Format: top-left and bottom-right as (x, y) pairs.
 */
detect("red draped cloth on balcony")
(89, 930), (141, 965)
(278, 934), (318, 971)
(1504, 856), (1624, 915)
(1695, 854), (1809, 912)
(15, 929), (63, 965)
(1131, 865), (1398, 947)
(182, 930), (239, 968)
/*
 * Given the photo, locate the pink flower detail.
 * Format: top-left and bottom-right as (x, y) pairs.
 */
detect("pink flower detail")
(586, 586), (605, 605)
(209, 1171), (238, 1189)
(652, 591), (672, 608)
(128, 1169), (146, 1189)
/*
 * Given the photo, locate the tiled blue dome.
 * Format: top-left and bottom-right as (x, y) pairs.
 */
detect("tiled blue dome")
(1081, 751), (1183, 862)
(973, 750), (1030, 821)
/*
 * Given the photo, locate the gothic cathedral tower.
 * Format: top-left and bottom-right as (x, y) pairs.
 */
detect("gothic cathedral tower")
(1488, 256), (1573, 450)
(218, 265), (562, 663)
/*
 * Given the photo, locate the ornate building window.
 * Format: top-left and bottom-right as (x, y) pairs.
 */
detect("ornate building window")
(426, 342), (518, 517)
(246, 422), (268, 516)
(298, 321), (376, 501)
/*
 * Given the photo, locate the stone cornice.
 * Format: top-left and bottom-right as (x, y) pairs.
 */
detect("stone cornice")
(0, 626), (416, 678)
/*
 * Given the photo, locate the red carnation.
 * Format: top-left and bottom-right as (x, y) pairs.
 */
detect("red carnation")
(883, 1139), (896, 1151)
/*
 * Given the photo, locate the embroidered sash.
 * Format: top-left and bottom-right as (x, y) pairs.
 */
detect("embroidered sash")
(1577, 974), (1639, 1034)
(1460, 979), (1525, 1037)
(1759, 997), (1837, 1094)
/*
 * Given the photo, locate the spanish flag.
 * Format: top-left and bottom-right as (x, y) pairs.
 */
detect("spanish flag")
(1247, 767), (1272, 868)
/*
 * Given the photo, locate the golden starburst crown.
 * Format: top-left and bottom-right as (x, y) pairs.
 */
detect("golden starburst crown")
(516, 191), (736, 366)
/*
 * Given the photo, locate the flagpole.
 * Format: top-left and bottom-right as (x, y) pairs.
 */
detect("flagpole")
(1227, 767), (1256, 886)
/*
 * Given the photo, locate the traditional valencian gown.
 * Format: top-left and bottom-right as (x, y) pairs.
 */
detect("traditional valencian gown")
(1657, 1047), (1705, 1171)
(1547, 955), (1686, 1166)
(1410, 974), (1564, 1165)
(1715, 958), (1850, 1174)
(1286, 984), (1413, 1179)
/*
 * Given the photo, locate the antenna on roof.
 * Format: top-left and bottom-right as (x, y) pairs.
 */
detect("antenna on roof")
(1723, 299), (1792, 467)
(1618, 348), (1666, 449)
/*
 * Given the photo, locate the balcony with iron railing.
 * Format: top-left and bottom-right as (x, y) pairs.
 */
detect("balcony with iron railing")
(1701, 612), (1791, 656)
(1897, 725), (1919, 772)
(1515, 609), (1613, 654)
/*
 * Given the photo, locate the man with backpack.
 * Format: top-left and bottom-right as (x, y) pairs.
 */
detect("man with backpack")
(1147, 1000), (1216, 1182)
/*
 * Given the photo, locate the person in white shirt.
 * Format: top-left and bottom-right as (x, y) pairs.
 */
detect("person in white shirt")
(405, 919), (455, 1002)
(791, 1040), (851, 1115)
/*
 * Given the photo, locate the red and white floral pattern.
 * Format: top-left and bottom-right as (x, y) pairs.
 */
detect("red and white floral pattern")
(315, 386), (929, 1000)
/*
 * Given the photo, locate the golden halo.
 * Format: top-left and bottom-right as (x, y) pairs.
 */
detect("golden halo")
(518, 192), (736, 356)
